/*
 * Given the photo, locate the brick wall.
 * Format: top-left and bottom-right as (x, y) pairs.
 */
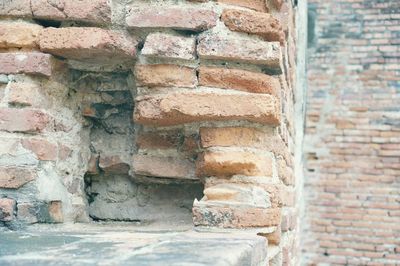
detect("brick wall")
(304, 0), (400, 264)
(0, 0), (306, 264)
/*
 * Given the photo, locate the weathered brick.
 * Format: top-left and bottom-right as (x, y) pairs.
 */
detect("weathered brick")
(203, 183), (271, 208)
(87, 153), (99, 175)
(132, 155), (197, 180)
(8, 82), (44, 107)
(136, 130), (181, 150)
(193, 204), (281, 227)
(126, 7), (217, 32)
(197, 33), (282, 68)
(200, 127), (291, 165)
(217, 0), (268, 12)
(21, 138), (58, 161)
(17, 202), (38, 224)
(0, 21), (42, 48)
(204, 179), (283, 208)
(0, 0), (31, 17)
(0, 108), (50, 133)
(0, 198), (16, 222)
(48, 201), (63, 223)
(0, 52), (57, 76)
(141, 33), (196, 61)
(200, 127), (264, 148)
(134, 92), (281, 126)
(98, 154), (130, 174)
(260, 226), (281, 245)
(39, 27), (137, 61)
(271, 0), (283, 10)
(198, 66), (280, 95)
(31, 0), (111, 24)
(134, 64), (197, 88)
(196, 151), (273, 177)
(0, 167), (36, 189)
(221, 9), (285, 44)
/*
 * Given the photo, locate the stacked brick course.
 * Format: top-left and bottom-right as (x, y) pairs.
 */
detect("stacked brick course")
(0, 0), (305, 264)
(304, 0), (400, 264)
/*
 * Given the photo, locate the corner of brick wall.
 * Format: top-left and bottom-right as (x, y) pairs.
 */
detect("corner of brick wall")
(0, 1), (306, 264)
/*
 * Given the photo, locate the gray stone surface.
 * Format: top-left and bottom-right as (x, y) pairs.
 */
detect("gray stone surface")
(0, 223), (267, 266)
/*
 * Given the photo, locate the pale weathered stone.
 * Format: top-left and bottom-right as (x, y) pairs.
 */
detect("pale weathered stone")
(198, 66), (280, 95)
(0, 108), (50, 133)
(142, 33), (196, 61)
(221, 9), (285, 44)
(193, 203), (281, 227)
(0, 52), (57, 76)
(8, 82), (45, 107)
(197, 33), (282, 68)
(39, 27), (137, 61)
(0, 167), (36, 189)
(126, 7), (218, 32)
(0, 21), (42, 48)
(0, 0), (31, 17)
(134, 65), (197, 88)
(196, 151), (273, 177)
(134, 92), (281, 126)
(133, 155), (197, 180)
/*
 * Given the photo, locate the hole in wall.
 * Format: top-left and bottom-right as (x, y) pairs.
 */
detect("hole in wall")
(33, 19), (62, 28)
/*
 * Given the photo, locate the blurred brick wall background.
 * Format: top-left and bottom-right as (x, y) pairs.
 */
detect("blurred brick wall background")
(303, 0), (400, 264)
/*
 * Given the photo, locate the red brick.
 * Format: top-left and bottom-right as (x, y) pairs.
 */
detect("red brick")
(0, 52), (57, 77)
(199, 127), (292, 165)
(132, 155), (197, 180)
(134, 64), (197, 88)
(21, 138), (58, 161)
(98, 154), (130, 175)
(198, 66), (280, 95)
(221, 9), (285, 44)
(0, 198), (16, 222)
(0, 167), (36, 189)
(31, 0), (111, 24)
(193, 204), (281, 228)
(0, 21), (42, 48)
(0, 108), (50, 133)
(217, 0), (268, 12)
(39, 27), (137, 61)
(126, 7), (217, 32)
(141, 33), (196, 61)
(196, 151), (273, 177)
(134, 92), (281, 126)
(197, 33), (282, 68)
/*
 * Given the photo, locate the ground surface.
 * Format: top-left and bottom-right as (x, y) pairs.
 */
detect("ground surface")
(0, 223), (268, 266)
